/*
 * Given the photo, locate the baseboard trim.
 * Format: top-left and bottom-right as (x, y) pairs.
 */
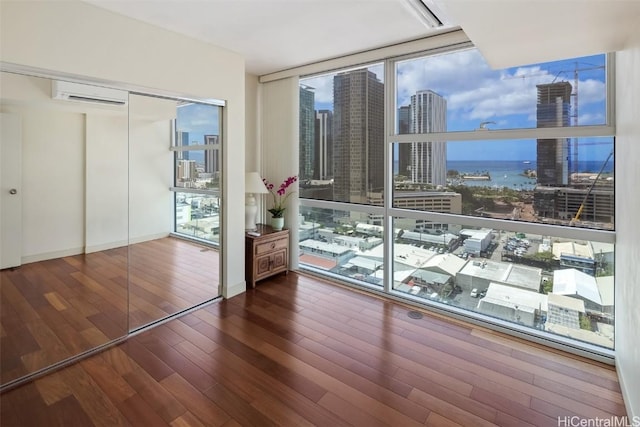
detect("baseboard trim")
(224, 280), (246, 298)
(22, 247), (84, 265)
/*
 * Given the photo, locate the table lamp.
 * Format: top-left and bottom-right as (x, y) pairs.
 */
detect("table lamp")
(245, 171), (268, 231)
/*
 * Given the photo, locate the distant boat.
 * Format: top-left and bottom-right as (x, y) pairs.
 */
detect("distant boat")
(523, 161), (531, 164)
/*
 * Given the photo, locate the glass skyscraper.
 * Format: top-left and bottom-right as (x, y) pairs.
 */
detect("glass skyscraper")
(332, 69), (384, 204)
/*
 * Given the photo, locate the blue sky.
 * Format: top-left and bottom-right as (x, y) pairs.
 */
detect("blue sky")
(176, 103), (221, 163)
(301, 49), (612, 162)
(177, 102), (220, 144)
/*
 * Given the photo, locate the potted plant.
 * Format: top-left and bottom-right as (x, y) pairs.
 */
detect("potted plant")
(263, 175), (298, 230)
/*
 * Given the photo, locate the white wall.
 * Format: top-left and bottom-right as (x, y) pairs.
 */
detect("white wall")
(128, 95), (175, 244)
(1, 0), (247, 296)
(245, 73), (267, 225)
(614, 45), (640, 419)
(86, 114), (128, 253)
(261, 77), (300, 268)
(246, 73), (261, 172)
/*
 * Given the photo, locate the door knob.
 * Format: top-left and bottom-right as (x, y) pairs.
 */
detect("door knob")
(9, 188), (17, 195)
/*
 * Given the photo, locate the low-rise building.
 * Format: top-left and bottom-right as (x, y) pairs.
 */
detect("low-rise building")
(299, 239), (354, 266)
(596, 275), (614, 317)
(552, 268), (603, 313)
(461, 228), (493, 255)
(400, 230), (458, 250)
(546, 293), (585, 330)
(477, 283), (547, 327)
(456, 259), (542, 293)
(422, 253), (466, 277)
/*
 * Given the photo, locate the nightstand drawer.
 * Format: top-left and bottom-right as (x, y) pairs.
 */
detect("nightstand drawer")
(255, 237), (288, 255)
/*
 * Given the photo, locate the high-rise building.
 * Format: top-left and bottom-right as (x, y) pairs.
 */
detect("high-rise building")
(177, 131), (190, 160)
(397, 105), (411, 178)
(536, 82), (572, 185)
(177, 159), (198, 187)
(332, 69), (384, 204)
(408, 90), (447, 186)
(204, 135), (220, 176)
(300, 85), (315, 180)
(314, 109), (333, 180)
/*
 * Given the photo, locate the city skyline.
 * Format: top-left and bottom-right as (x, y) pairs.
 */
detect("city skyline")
(176, 102), (220, 147)
(300, 50), (609, 162)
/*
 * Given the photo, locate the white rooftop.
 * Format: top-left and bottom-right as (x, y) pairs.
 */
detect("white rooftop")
(401, 231), (457, 245)
(553, 269), (602, 305)
(364, 243), (435, 269)
(374, 268), (413, 284)
(548, 293), (586, 313)
(458, 259), (542, 292)
(345, 256), (383, 271)
(423, 253), (466, 277)
(460, 228), (493, 240)
(591, 241), (615, 255)
(596, 276), (614, 307)
(553, 241), (594, 260)
(481, 283), (548, 313)
(299, 240), (352, 256)
(355, 223), (383, 234)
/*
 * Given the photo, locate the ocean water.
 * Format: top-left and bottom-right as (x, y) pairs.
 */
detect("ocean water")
(445, 160), (614, 190)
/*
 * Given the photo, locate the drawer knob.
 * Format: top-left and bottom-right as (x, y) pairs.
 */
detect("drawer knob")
(271, 243), (276, 249)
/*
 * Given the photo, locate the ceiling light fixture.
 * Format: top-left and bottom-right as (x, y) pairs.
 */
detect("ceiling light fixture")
(405, 0), (443, 28)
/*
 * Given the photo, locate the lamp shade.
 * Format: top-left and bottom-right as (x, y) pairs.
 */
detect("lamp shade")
(245, 172), (268, 194)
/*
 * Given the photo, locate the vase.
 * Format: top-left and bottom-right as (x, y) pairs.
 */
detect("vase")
(270, 216), (284, 231)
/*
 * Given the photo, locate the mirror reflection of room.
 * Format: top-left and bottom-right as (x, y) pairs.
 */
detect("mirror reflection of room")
(0, 72), (221, 389)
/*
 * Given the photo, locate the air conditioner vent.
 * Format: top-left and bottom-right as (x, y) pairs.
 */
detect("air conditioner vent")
(52, 81), (127, 106)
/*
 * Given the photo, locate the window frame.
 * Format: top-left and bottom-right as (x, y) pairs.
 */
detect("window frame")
(298, 44), (616, 361)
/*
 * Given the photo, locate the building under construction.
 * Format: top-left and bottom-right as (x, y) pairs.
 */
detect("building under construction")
(533, 185), (614, 228)
(536, 82), (572, 186)
(533, 81), (614, 229)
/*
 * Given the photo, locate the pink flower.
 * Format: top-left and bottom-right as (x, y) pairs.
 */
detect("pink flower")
(262, 175), (298, 218)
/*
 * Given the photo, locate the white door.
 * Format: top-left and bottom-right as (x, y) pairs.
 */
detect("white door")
(0, 113), (22, 269)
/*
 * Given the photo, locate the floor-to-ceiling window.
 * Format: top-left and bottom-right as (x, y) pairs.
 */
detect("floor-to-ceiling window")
(299, 46), (615, 358)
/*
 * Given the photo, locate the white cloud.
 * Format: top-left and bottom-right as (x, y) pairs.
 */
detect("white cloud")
(577, 112), (606, 125)
(177, 103), (220, 133)
(302, 49), (606, 127)
(301, 74), (333, 104)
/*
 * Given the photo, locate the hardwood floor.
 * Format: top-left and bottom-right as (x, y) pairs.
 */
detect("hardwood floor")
(0, 237), (219, 386)
(0, 272), (627, 426)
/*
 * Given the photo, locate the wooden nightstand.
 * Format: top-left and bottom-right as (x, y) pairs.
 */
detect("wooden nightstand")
(245, 224), (289, 288)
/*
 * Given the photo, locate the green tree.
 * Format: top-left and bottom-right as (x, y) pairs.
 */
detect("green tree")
(579, 313), (592, 330)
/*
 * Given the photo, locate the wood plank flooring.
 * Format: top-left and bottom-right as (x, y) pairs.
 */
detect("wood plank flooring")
(0, 272), (628, 426)
(0, 237), (219, 385)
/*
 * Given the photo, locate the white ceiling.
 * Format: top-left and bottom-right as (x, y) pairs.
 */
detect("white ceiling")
(438, 0), (640, 69)
(85, 0), (640, 76)
(85, 0), (455, 75)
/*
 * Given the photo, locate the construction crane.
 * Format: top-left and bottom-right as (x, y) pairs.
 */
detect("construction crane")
(551, 63), (605, 174)
(569, 150), (613, 226)
(503, 62), (605, 150)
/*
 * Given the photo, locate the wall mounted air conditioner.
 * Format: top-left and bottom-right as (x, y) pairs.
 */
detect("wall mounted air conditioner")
(52, 80), (128, 106)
